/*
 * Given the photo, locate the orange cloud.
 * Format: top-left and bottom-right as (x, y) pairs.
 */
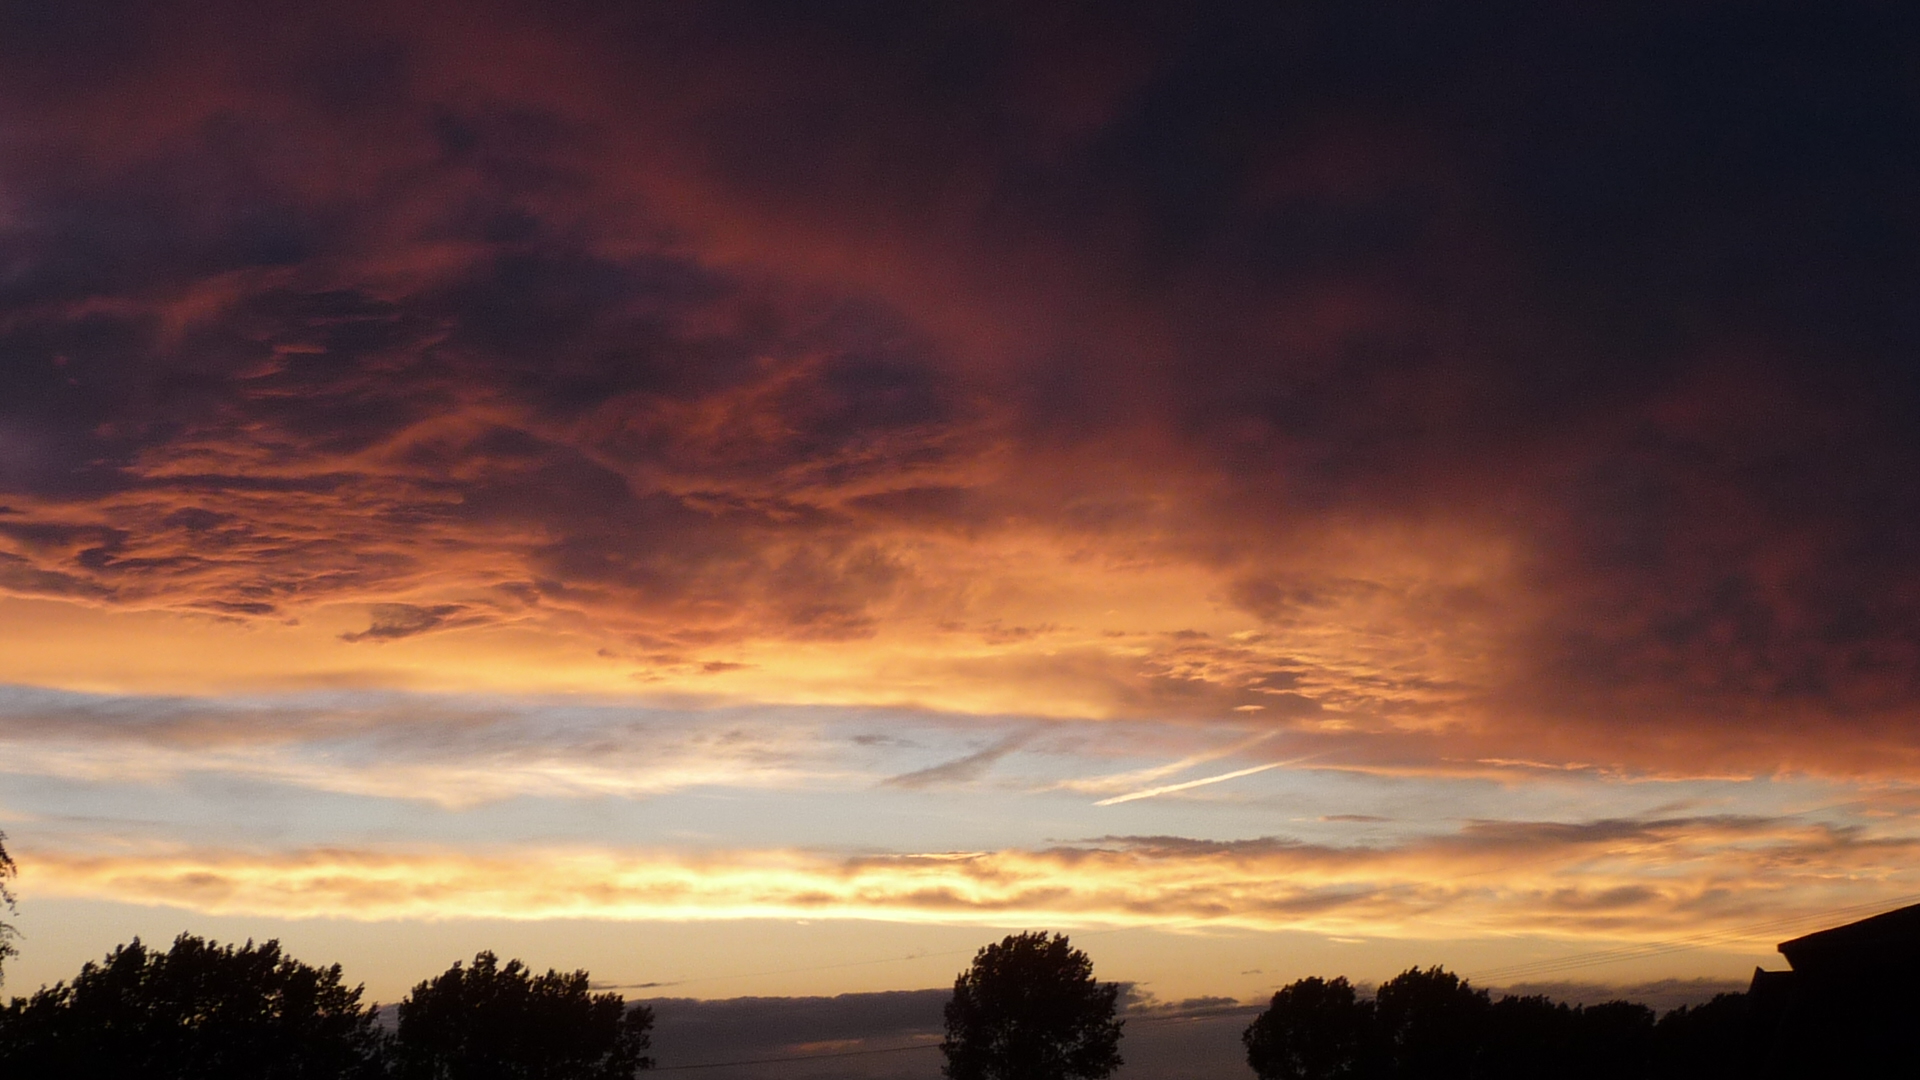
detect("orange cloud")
(1, 0), (1917, 789)
(19, 817), (1920, 945)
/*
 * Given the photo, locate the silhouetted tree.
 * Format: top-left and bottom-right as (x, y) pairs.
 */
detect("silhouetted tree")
(392, 951), (653, 1080)
(1244, 976), (1377, 1080)
(1652, 992), (1757, 1080)
(0, 832), (16, 985)
(1470, 993), (1658, 1080)
(1233, 967), (1766, 1080)
(942, 932), (1124, 1080)
(0, 933), (383, 1080)
(1480, 994), (1578, 1079)
(1571, 1000), (1654, 1079)
(1372, 967), (1488, 1080)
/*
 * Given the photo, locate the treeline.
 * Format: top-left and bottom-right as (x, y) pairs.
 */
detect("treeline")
(0, 934), (651, 1079)
(0, 929), (1777, 1080)
(1244, 967), (1760, 1080)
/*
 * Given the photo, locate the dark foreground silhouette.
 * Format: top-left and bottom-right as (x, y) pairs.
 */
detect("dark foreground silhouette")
(0, 934), (652, 1080)
(0, 935), (386, 1080)
(395, 950), (653, 1079)
(942, 932), (1124, 1080)
(1243, 967), (1765, 1080)
(1242, 900), (1920, 1079)
(0, 832), (16, 984)
(4, 911), (1914, 1078)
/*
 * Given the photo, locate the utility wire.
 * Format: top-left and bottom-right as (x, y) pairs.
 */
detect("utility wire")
(1474, 893), (1918, 981)
(1468, 891), (1920, 984)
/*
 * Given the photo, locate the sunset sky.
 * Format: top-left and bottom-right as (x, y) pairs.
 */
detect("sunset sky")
(3, 0), (1919, 1021)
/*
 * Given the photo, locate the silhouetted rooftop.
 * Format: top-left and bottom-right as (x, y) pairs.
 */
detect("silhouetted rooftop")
(1778, 901), (1920, 974)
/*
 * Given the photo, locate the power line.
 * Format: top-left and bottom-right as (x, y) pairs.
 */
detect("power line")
(1467, 891), (1920, 984)
(1475, 893), (1919, 981)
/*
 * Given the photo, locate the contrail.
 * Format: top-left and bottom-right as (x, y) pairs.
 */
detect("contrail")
(1094, 755), (1317, 805)
(1061, 729), (1279, 795)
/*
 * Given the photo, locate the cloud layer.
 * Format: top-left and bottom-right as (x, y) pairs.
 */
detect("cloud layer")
(2, 1), (1917, 779)
(20, 811), (1917, 948)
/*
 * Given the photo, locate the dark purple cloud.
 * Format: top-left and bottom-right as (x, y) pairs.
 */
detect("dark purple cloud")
(0, 1), (1916, 772)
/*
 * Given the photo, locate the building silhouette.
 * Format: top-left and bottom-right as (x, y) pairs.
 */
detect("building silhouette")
(1747, 901), (1920, 1075)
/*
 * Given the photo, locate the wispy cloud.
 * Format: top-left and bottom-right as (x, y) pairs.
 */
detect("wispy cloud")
(882, 732), (1033, 789)
(0, 687), (869, 805)
(18, 815), (1920, 944)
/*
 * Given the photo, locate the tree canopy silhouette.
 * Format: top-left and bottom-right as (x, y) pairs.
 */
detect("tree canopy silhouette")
(1373, 966), (1489, 1080)
(1650, 992), (1757, 1080)
(941, 932), (1124, 1080)
(1245, 966), (1744, 1080)
(392, 950), (653, 1079)
(1479, 994), (1579, 1079)
(0, 933), (383, 1080)
(1243, 975), (1376, 1080)
(0, 832), (16, 985)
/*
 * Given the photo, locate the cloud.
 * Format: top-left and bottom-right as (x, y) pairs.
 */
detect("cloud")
(634, 990), (1274, 1079)
(1491, 979), (1747, 1014)
(17, 813), (1920, 945)
(0, 0), (1914, 784)
(882, 733), (1032, 789)
(641, 990), (946, 1064)
(340, 603), (477, 642)
(0, 686), (868, 805)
